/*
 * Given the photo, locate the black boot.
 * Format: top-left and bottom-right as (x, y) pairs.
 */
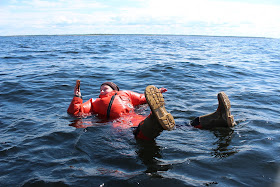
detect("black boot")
(199, 92), (236, 129)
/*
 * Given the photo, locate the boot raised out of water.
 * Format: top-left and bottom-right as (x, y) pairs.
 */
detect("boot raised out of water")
(134, 85), (175, 140)
(145, 85), (175, 131)
(193, 92), (236, 129)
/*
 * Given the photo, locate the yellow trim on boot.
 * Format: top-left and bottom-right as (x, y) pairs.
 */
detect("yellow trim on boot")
(218, 92), (236, 127)
(145, 85), (175, 130)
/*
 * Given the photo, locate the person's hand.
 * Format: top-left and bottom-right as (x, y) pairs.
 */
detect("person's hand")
(74, 80), (82, 97)
(159, 87), (167, 93)
(74, 86), (81, 97)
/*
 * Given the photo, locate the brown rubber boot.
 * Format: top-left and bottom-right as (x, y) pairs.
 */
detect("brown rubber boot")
(144, 85), (175, 130)
(199, 92), (236, 129)
(137, 113), (164, 140)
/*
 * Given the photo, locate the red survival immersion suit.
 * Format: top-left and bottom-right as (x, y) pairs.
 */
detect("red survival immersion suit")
(67, 90), (148, 128)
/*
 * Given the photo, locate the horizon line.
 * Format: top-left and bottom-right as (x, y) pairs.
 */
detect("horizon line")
(0, 33), (274, 39)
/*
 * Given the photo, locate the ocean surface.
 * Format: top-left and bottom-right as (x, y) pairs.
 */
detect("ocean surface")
(0, 35), (279, 187)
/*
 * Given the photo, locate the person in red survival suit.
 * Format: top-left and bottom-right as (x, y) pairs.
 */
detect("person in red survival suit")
(67, 81), (176, 141)
(68, 81), (236, 140)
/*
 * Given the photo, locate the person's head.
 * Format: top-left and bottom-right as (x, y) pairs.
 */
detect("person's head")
(100, 82), (119, 96)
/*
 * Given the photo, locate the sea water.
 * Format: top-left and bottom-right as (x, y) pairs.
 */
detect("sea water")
(0, 35), (279, 186)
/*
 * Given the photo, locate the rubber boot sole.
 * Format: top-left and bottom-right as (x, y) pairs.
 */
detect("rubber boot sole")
(145, 85), (175, 130)
(218, 92), (236, 127)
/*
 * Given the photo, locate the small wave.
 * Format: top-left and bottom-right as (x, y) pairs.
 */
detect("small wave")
(2, 55), (35, 60)
(21, 179), (69, 187)
(0, 35), (279, 187)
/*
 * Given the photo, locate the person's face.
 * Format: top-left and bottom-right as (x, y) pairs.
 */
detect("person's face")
(100, 85), (114, 96)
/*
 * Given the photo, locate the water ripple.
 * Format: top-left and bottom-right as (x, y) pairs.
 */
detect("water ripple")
(0, 35), (279, 186)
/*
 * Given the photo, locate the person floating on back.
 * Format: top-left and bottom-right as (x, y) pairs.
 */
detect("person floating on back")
(67, 81), (175, 141)
(67, 80), (235, 141)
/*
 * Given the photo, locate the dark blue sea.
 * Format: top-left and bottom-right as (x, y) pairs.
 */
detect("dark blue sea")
(0, 35), (279, 187)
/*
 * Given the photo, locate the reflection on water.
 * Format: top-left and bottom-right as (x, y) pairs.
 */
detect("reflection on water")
(1, 35), (279, 186)
(211, 128), (238, 158)
(69, 117), (106, 128)
(135, 139), (172, 176)
(69, 115), (173, 177)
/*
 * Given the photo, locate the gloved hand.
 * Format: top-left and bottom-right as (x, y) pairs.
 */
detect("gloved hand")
(74, 80), (82, 98)
(159, 88), (167, 93)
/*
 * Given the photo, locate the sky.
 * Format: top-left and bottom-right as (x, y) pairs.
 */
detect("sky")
(0, 0), (280, 38)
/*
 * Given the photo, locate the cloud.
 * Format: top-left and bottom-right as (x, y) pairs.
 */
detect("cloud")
(22, 0), (107, 10)
(0, 0), (279, 37)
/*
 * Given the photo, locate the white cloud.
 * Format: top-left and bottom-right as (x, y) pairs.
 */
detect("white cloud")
(142, 0), (280, 37)
(143, 0), (279, 25)
(0, 0), (279, 37)
(22, 0), (107, 10)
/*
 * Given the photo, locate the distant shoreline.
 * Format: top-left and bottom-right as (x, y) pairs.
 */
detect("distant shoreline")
(0, 33), (271, 39)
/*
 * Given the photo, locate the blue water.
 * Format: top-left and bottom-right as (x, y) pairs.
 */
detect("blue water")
(0, 35), (279, 186)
